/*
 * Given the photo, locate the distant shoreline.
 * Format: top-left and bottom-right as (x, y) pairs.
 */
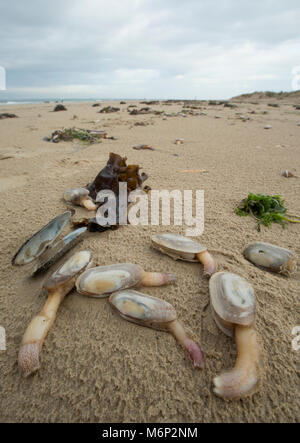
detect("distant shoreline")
(1, 90), (299, 106)
(0, 98), (105, 106)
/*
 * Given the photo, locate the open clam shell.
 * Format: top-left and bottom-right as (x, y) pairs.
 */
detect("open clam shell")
(31, 227), (87, 275)
(76, 263), (144, 298)
(244, 242), (297, 276)
(44, 250), (93, 291)
(12, 211), (73, 266)
(209, 272), (255, 337)
(109, 289), (177, 329)
(151, 233), (207, 262)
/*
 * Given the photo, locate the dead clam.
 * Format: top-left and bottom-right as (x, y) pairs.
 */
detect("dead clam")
(63, 187), (97, 211)
(75, 263), (176, 298)
(109, 289), (205, 368)
(18, 250), (93, 377)
(244, 242), (297, 277)
(209, 271), (264, 399)
(151, 233), (216, 277)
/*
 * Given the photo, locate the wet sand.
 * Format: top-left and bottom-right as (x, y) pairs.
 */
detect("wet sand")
(0, 99), (299, 422)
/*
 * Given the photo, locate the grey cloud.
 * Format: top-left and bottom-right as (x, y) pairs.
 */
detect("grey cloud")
(0, 0), (299, 99)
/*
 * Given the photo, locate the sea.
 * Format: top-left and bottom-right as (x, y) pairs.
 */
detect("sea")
(0, 98), (145, 106)
(0, 98), (107, 106)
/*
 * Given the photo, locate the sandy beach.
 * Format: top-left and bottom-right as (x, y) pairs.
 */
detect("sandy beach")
(0, 98), (299, 422)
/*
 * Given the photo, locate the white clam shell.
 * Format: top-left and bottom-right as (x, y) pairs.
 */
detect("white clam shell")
(209, 272), (255, 336)
(44, 250), (93, 291)
(76, 263), (144, 298)
(151, 233), (207, 262)
(109, 289), (177, 328)
(244, 242), (297, 276)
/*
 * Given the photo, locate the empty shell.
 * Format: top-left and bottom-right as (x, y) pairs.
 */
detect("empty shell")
(31, 227), (87, 275)
(12, 211), (73, 266)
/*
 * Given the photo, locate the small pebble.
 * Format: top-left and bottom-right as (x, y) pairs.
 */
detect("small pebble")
(264, 125), (272, 129)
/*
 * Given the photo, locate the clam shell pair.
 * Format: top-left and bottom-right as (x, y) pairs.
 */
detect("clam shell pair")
(151, 233), (207, 262)
(75, 263), (175, 297)
(76, 264), (143, 297)
(44, 250), (93, 291)
(12, 211), (87, 275)
(209, 272), (255, 336)
(63, 188), (97, 211)
(209, 272), (263, 399)
(109, 290), (205, 368)
(18, 250), (93, 378)
(109, 290), (176, 330)
(151, 233), (216, 277)
(244, 242), (297, 276)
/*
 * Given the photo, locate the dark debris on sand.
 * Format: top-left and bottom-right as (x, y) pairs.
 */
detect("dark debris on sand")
(53, 104), (67, 112)
(0, 113), (18, 119)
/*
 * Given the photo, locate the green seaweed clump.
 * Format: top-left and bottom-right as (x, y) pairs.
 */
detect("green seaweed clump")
(235, 193), (300, 230)
(44, 128), (114, 144)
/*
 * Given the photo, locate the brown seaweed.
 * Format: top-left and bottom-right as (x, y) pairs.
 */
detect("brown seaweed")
(81, 153), (149, 230)
(86, 152), (127, 199)
(0, 113), (18, 119)
(99, 106), (120, 113)
(86, 153), (149, 199)
(53, 104), (67, 112)
(118, 165), (148, 192)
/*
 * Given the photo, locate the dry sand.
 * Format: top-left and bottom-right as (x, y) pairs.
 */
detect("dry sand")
(0, 99), (299, 422)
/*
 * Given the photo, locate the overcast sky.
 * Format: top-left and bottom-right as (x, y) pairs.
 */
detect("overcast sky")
(0, 0), (300, 99)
